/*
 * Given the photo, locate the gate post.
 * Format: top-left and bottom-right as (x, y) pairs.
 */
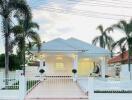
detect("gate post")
(0, 72), (4, 88)
(88, 77), (94, 100)
(19, 75), (27, 100)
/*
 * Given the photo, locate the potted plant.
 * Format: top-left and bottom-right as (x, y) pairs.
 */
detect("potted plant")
(39, 69), (45, 81)
(72, 69), (77, 82)
(72, 69), (77, 74)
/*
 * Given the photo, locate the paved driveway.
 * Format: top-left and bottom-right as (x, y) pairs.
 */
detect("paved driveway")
(25, 78), (88, 100)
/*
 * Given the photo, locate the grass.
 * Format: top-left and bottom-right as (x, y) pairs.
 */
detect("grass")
(27, 80), (39, 91)
(2, 81), (19, 90)
(2, 80), (39, 91)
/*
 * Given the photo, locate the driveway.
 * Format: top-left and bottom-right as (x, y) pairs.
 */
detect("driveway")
(25, 78), (88, 100)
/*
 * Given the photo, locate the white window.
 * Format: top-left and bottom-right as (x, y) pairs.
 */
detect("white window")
(55, 62), (64, 70)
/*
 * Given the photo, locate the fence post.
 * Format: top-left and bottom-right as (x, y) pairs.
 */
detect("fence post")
(19, 75), (27, 100)
(0, 72), (4, 88)
(88, 77), (94, 100)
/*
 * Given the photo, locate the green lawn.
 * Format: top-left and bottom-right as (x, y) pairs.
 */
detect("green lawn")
(27, 80), (39, 91)
(2, 80), (39, 91)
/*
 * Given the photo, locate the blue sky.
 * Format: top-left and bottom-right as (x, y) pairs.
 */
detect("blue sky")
(0, 0), (132, 53)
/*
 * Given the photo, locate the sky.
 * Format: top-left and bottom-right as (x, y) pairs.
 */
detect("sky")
(0, 0), (132, 53)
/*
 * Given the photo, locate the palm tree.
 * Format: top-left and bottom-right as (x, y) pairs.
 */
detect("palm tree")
(11, 17), (41, 74)
(111, 19), (132, 79)
(92, 25), (114, 56)
(0, 0), (31, 79)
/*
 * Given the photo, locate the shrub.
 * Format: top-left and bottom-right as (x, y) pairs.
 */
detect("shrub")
(72, 69), (77, 74)
(0, 54), (21, 71)
(39, 69), (45, 74)
(28, 61), (39, 66)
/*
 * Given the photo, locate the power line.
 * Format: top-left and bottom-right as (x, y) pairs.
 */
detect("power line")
(30, 0), (132, 10)
(68, 0), (132, 5)
(30, 0), (132, 20)
(42, 6), (131, 20)
(110, 0), (132, 4)
(31, 0), (132, 9)
(48, 0), (132, 9)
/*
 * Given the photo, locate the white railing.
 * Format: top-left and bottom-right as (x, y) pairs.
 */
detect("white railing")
(26, 76), (41, 93)
(0, 78), (19, 90)
(0, 77), (20, 100)
(0, 75), (41, 100)
(42, 76), (73, 88)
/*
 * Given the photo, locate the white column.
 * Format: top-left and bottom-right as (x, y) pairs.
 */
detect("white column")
(73, 55), (78, 81)
(19, 75), (27, 100)
(88, 77), (94, 100)
(130, 64), (132, 80)
(0, 72), (4, 88)
(39, 60), (43, 68)
(101, 57), (106, 79)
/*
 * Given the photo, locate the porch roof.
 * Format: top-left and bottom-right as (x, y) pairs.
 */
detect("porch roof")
(31, 38), (110, 57)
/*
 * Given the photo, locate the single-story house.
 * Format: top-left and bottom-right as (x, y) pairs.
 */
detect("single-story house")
(30, 38), (110, 79)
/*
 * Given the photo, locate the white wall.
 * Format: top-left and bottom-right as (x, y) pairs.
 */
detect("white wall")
(25, 66), (39, 77)
(120, 64), (132, 80)
(94, 93), (132, 100)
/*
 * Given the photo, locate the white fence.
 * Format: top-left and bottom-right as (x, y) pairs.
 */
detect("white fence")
(0, 76), (25, 100)
(0, 75), (41, 100)
(26, 76), (41, 93)
(78, 77), (132, 100)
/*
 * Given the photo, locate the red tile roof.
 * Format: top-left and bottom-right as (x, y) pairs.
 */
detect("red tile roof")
(108, 51), (132, 64)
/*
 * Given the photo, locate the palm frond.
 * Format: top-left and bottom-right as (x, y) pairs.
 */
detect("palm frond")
(105, 27), (113, 33)
(96, 25), (104, 34)
(28, 30), (41, 50)
(92, 36), (99, 45)
(112, 37), (127, 49)
(9, 0), (32, 20)
(0, 0), (3, 8)
(119, 20), (127, 27)
(11, 25), (24, 36)
(28, 22), (39, 30)
(105, 36), (114, 50)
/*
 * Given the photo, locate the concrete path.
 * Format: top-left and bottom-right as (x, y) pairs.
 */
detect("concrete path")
(25, 78), (88, 100)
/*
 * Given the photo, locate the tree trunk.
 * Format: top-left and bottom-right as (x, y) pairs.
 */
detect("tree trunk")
(22, 38), (26, 75)
(128, 48), (131, 79)
(4, 18), (10, 85)
(128, 38), (132, 80)
(5, 34), (9, 82)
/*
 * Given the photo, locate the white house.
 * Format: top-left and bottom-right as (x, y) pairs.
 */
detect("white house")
(31, 38), (110, 79)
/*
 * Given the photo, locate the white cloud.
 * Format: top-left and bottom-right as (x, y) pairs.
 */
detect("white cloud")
(34, 1), (131, 45)
(0, 0), (131, 53)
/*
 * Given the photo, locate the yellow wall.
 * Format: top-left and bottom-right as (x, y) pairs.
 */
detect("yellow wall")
(37, 53), (94, 76)
(78, 59), (94, 76)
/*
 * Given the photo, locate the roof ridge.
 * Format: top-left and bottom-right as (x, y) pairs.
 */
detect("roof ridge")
(55, 38), (80, 50)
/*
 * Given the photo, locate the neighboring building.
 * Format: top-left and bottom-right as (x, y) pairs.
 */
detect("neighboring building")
(108, 51), (132, 64)
(108, 51), (132, 80)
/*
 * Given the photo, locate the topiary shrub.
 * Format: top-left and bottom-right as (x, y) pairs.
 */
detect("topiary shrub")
(72, 69), (77, 74)
(39, 69), (45, 74)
